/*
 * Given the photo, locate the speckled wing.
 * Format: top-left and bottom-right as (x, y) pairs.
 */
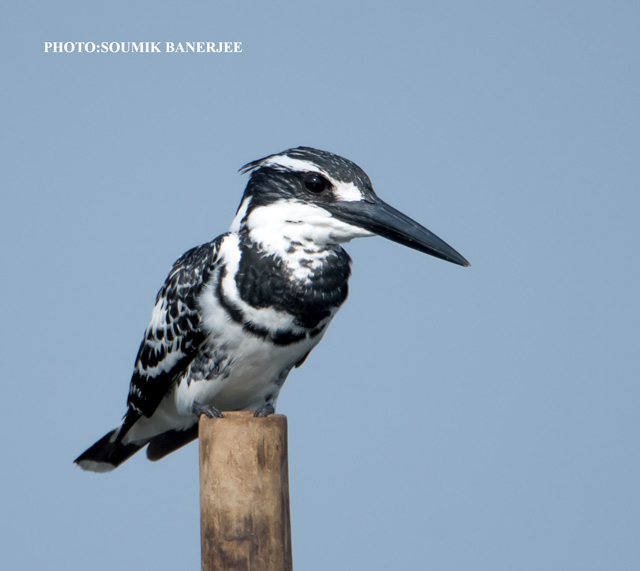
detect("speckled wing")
(126, 237), (224, 419)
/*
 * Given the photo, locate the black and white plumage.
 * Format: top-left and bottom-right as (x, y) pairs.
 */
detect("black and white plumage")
(75, 147), (469, 472)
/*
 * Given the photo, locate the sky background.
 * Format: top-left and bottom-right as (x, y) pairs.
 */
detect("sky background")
(1, 1), (639, 570)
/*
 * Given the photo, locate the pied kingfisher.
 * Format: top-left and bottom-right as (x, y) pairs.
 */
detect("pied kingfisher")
(75, 147), (469, 472)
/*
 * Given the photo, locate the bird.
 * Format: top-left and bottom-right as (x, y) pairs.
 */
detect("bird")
(74, 146), (469, 472)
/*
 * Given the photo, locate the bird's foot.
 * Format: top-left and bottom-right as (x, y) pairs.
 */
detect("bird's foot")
(192, 401), (223, 419)
(253, 403), (275, 417)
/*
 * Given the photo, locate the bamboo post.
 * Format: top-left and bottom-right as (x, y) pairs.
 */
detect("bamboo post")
(199, 411), (293, 571)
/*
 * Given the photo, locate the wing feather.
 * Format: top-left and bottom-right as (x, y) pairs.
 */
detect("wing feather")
(125, 236), (224, 419)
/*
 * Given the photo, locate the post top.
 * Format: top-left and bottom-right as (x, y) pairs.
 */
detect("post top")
(199, 411), (288, 427)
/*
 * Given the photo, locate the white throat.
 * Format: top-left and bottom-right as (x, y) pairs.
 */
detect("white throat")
(243, 200), (373, 255)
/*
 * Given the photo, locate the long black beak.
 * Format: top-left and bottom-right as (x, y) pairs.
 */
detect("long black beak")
(326, 195), (470, 267)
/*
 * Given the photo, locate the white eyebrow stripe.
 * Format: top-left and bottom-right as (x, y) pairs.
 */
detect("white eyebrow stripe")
(261, 155), (328, 176)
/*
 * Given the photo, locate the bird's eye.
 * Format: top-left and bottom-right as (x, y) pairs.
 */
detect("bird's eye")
(303, 173), (328, 194)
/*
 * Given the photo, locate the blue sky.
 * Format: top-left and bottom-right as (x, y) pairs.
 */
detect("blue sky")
(2, 1), (639, 569)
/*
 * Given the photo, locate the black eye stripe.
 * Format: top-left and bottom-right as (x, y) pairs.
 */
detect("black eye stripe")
(303, 172), (329, 194)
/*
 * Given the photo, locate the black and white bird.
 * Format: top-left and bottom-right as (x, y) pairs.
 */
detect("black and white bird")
(75, 147), (469, 472)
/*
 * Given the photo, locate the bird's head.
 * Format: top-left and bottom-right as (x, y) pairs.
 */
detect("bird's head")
(231, 147), (470, 267)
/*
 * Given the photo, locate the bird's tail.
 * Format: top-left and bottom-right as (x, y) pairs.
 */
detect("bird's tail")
(74, 429), (144, 473)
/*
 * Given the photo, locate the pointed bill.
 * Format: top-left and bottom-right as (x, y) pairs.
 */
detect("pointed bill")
(325, 194), (470, 267)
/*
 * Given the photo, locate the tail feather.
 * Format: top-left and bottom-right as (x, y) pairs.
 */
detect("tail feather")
(146, 425), (199, 461)
(74, 429), (145, 473)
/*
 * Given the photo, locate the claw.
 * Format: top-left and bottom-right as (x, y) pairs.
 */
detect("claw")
(253, 403), (275, 417)
(192, 401), (223, 419)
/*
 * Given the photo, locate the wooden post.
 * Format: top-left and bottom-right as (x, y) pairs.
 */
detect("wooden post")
(199, 411), (293, 571)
